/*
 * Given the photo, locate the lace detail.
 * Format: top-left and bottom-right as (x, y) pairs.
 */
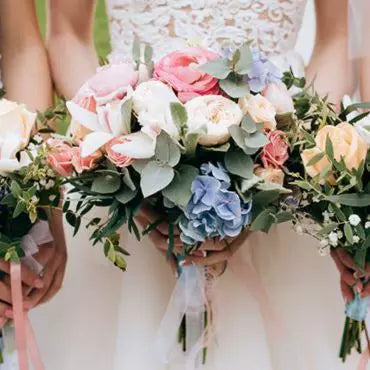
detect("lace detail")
(106, 0), (307, 60)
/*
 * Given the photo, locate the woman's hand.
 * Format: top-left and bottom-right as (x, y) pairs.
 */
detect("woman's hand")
(331, 248), (366, 302)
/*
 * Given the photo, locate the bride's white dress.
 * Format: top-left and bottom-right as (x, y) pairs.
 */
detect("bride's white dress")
(28, 1), (361, 369)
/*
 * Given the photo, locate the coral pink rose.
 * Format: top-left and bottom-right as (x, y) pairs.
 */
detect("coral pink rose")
(153, 48), (221, 102)
(74, 63), (139, 106)
(47, 140), (75, 177)
(71, 147), (102, 174)
(261, 130), (289, 168)
(105, 137), (134, 168)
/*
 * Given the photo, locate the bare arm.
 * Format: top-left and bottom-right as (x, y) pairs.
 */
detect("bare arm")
(47, 0), (99, 98)
(306, 0), (355, 104)
(0, 0), (53, 110)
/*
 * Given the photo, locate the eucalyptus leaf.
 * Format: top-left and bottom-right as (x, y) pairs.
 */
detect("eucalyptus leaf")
(132, 159), (150, 174)
(132, 36), (141, 65)
(244, 131), (269, 148)
(199, 58), (232, 79)
(115, 187), (138, 204)
(306, 151), (325, 167)
(327, 193), (370, 207)
(162, 165), (199, 207)
(170, 102), (188, 133)
(140, 161), (175, 197)
(220, 77), (250, 98)
(241, 114), (257, 133)
(202, 142), (230, 152)
(224, 149), (253, 179)
(229, 125), (259, 155)
(250, 209), (274, 232)
(240, 176), (262, 192)
(91, 174), (121, 194)
(253, 190), (281, 208)
(234, 43), (253, 74)
(121, 168), (136, 191)
(144, 44), (153, 64)
(155, 131), (181, 167)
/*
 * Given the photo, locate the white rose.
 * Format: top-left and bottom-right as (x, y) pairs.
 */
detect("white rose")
(185, 95), (243, 146)
(132, 80), (180, 139)
(262, 82), (294, 114)
(0, 99), (36, 174)
(239, 94), (277, 130)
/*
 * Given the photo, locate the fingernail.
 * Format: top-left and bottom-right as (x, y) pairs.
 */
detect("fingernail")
(4, 310), (13, 319)
(34, 279), (44, 289)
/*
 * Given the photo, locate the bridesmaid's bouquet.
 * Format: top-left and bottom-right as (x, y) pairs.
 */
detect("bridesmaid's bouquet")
(284, 90), (370, 361)
(0, 98), (63, 366)
(54, 41), (299, 270)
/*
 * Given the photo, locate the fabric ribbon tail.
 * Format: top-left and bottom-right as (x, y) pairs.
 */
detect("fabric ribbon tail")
(155, 265), (210, 370)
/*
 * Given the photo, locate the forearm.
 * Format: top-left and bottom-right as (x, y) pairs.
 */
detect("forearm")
(47, 0), (99, 99)
(0, 1), (53, 110)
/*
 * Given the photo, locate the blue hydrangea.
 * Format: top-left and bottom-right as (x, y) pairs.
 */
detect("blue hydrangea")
(179, 162), (252, 245)
(244, 48), (282, 92)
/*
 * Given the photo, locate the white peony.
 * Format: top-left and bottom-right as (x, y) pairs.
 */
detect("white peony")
(132, 80), (180, 139)
(0, 99), (36, 174)
(185, 95), (243, 146)
(262, 82), (294, 114)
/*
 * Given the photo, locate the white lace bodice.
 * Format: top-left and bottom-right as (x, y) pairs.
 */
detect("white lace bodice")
(106, 0), (307, 60)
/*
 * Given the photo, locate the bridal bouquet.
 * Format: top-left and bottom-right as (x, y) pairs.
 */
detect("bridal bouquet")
(57, 41), (297, 271)
(284, 90), (370, 361)
(0, 98), (63, 367)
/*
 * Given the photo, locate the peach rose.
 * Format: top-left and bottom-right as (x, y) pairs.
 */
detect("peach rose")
(71, 147), (102, 174)
(105, 137), (134, 168)
(262, 82), (294, 114)
(153, 48), (220, 102)
(261, 130), (289, 168)
(254, 166), (285, 186)
(301, 122), (368, 178)
(47, 140), (75, 177)
(239, 94), (277, 130)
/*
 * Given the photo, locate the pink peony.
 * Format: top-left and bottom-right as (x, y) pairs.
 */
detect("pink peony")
(71, 147), (102, 174)
(261, 130), (289, 168)
(153, 48), (221, 102)
(105, 137), (134, 168)
(47, 140), (75, 177)
(74, 63), (139, 105)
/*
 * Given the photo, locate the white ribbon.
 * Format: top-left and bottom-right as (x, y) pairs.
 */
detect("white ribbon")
(155, 265), (209, 370)
(1, 220), (53, 370)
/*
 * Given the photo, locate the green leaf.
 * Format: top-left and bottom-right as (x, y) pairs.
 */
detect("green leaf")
(132, 36), (141, 65)
(344, 223), (354, 244)
(316, 223), (338, 237)
(275, 211), (294, 224)
(300, 128), (316, 147)
(224, 149), (253, 179)
(229, 125), (259, 155)
(155, 131), (181, 167)
(10, 181), (22, 198)
(115, 187), (138, 204)
(132, 159), (149, 174)
(327, 194), (370, 207)
(306, 151), (325, 167)
(144, 44), (153, 64)
(202, 142), (230, 152)
(250, 209), (274, 232)
(244, 131), (269, 148)
(325, 136), (334, 162)
(234, 43), (253, 74)
(121, 168), (136, 191)
(199, 58), (232, 79)
(13, 201), (26, 218)
(240, 176), (262, 192)
(253, 190), (281, 208)
(184, 130), (205, 156)
(170, 102), (188, 133)
(121, 98), (133, 134)
(65, 211), (77, 227)
(241, 114), (257, 133)
(91, 174), (121, 194)
(354, 236), (370, 269)
(0, 194), (16, 207)
(219, 77), (250, 98)
(73, 217), (81, 236)
(140, 161), (174, 197)
(162, 165), (199, 207)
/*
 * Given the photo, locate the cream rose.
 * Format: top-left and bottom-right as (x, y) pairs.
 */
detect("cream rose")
(262, 82), (294, 114)
(239, 94), (277, 130)
(0, 99), (36, 174)
(185, 95), (243, 146)
(301, 122), (368, 178)
(254, 166), (285, 186)
(132, 80), (181, 139)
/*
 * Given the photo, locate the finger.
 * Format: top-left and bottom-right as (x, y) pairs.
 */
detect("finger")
(2, 275), (31, 298)
(336, 249), (356, 271)
(0, 260), (44, 289)
(184, 249), (232, 266)
(341, 280), (355, 303)
(0, 281), (12, 304)
(360, 282), (370, 299)
(158, 250), (178, 277)
(39, 265), (65, 305)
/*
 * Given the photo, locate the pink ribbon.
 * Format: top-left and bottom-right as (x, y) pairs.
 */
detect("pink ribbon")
(10, 261), (45, 370)
(358, 347), (369, 370)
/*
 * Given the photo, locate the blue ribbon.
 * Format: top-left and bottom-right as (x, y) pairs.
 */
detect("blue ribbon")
(345, 293), (370, 321)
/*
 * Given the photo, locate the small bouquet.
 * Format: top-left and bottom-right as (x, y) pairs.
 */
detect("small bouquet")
(55, 40), (301, 367)
(284, 89), (370, 362)
(0, 98), (63, 368)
